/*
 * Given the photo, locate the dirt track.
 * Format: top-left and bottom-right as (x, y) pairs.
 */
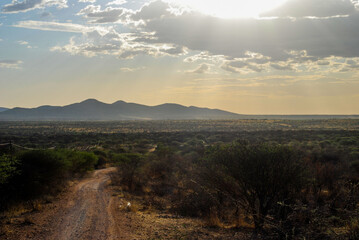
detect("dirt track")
(48, 167), (117, 240)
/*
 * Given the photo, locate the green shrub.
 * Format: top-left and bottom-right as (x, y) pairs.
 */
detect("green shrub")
(15, 150), (68, 197)
(0, 155), (19, 185)
(64, 151), (98, 174)
(0, 149), (98, 212)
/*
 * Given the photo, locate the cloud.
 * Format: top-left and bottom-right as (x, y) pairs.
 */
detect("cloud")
(51, 29), (186, 59)
(317, 60), (331, 66)
(18, 40), (29, 45)
(12, 0), (359, 74)
(221, 60), (265, 73)
(77, 5), (126, 23)
(41, 18), (187, 59)
(107, 0), (126, 6)
(0, 60), (23, 69)
(2, 0), (67, 13)
(184, 52), (225, 63)
(13, 20), (109, 34)
(132, 0), (171, 21)
(119, 66), (146, 72)
(217, 50), (355, 74)
(40, 12), (52, 17)
(160, 45), (187, 55)
(261, 0), (357, 18)
(187, 63), (210, 74)
(79, 0), (96, 3)
(50, 29), (124, 57)
(132, 1), (359, 63)
(270, 63), (294, 71)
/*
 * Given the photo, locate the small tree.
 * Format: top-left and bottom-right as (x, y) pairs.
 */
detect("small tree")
(114, 153), (143, 191)
(203, 142), (305, 232)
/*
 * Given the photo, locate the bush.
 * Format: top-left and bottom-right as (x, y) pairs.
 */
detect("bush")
(0, 149), (98, 212)
(114, 153), (143, 191)
(201, 142), (306, 232)
(63, 150), (98, 175)
(0, 155), (19, 185)
(15, 150), (69, 198)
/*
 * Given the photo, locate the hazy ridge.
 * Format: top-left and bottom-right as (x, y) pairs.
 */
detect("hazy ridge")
(0, 99), (240, 121)
(0, 99), (358, 121)
(0, 107), (8, 113)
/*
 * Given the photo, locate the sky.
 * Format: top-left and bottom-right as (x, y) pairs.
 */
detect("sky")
(1, 0), (359, 114)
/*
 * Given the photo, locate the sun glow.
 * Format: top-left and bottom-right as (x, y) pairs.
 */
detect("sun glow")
(167, 0), (287, 18)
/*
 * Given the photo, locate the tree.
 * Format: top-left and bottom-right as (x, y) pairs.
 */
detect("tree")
(203, 142), (306, 232)
(114, 153), (143, 191)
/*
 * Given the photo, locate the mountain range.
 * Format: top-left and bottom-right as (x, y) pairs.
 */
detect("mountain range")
(1, 99), (358, 121)
(0, 99), (240, 121)
(0, 107), (8, 113)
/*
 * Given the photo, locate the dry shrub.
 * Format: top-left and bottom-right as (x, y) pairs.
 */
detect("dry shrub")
(204, 208), (222, 228)
(347, 218), (359, 240)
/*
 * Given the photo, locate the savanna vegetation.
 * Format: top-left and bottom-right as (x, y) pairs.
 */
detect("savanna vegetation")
(0, 147), (98, 213)
(1, 120), (359, 239)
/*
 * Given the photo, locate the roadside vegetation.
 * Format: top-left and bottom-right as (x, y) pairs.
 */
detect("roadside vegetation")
(0, 148), (98, 213)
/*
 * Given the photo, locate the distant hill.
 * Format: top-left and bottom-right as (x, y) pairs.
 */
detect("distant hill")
(0, 100), (358, 121)
(0, 107), (8, 113)
(0, 99), (241, 121)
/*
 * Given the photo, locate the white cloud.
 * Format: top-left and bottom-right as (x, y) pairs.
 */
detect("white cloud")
(2, 0), (67, 13)
(119, 66), (146, 72)
(131, 0), (171, 21)
(18, 40), (29, 45)
(0, 60), (23, 69)
(77, 5), (127, 23)
(51, 29), (187, 59)
(13, 20), (109, 34)
(107, 0), (126, 6)
(79, 0), (96, 3)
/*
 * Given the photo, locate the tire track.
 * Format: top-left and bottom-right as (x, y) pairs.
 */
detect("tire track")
(48, 167), (117, 240)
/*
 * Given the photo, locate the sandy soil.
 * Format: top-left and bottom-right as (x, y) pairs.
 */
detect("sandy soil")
(0, 168), (251, 240)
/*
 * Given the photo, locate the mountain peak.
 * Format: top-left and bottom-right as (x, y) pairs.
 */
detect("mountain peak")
(80, 99), (102, 104)
(112, 100), (127, 105)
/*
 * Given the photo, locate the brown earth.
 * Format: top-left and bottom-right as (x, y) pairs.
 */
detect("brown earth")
(0, 168), (250, 240)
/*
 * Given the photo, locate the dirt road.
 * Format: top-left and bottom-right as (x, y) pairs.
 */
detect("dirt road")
(48, 167), (117, 240)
